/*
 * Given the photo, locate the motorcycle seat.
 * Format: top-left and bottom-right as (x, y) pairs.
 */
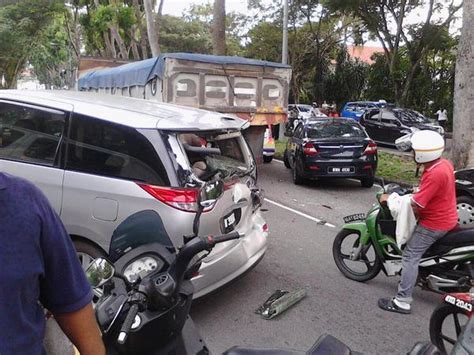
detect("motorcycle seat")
(223, 334), (354, 355)
(424, 227), (474, 257)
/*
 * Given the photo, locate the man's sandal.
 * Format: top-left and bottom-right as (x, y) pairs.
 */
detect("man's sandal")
(378, 298), (411, 314)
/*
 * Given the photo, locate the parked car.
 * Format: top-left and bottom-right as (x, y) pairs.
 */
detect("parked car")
(263, 125), (275, 163)
(360, 107), (444, 146)
(283, 118), (378, 187)
(455, 168), (474, 226)
(340, 101), (389, 121)
(0, 90), (268, 298)
(288, 104), (313, 120)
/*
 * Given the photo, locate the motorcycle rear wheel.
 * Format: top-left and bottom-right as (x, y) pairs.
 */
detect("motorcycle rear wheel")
(430, 302), (470, 354)
(333, 229), (382, 282)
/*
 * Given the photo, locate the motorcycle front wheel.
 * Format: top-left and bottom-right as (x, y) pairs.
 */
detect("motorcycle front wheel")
(333, 229), (382, 282)
(429, 302), (470, 354)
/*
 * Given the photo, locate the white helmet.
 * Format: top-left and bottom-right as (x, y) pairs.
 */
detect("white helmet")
(411, 130), (444, 164)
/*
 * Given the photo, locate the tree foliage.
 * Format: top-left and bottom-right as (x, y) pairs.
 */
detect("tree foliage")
(0, 0), (64, 88)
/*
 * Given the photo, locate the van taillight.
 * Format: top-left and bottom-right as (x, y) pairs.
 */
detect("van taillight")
(138, 184), (199, 212)
(303, 143), (318, 156)
(363, 141), (377, 155)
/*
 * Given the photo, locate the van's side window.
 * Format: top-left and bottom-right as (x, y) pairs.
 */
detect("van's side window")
(0, 101), (65, 166)
(66, 114), (169, 186)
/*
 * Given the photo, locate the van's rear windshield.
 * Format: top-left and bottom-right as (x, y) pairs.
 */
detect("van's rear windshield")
(167, 131), (252, 183)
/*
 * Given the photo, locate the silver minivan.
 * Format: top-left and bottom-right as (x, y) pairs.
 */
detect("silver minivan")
(0, 90), (268, 298)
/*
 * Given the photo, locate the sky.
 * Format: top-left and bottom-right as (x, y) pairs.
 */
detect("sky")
(161, 0), (463, 47)
(162, 0), (247, 16)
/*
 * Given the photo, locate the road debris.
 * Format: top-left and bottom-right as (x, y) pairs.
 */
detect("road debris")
(255, 288), (306, 319)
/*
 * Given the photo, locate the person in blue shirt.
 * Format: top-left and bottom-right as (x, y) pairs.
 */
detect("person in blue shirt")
(0, 172), (105, 355)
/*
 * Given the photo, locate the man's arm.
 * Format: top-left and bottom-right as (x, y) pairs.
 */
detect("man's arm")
(410, 198), (421, 219)
(55, 303), (105, 355)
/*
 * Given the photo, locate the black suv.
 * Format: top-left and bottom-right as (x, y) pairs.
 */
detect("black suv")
(360, 108), (444, 146)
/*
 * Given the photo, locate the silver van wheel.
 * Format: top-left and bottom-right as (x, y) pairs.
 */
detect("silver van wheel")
(74, 241), (106, 302)
(457, 196), (474, 226)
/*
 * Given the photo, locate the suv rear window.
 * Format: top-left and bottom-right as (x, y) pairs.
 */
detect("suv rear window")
(166, 131), (252, 183)
(307, 121), (366, 139)
(66, 114), (169, 186)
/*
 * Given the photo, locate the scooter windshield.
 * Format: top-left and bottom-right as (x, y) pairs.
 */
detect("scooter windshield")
(108, 210), (174, 262)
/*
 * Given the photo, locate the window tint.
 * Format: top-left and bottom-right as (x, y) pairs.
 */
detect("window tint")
(0, 101), (65, 166)
(306, 121), (366, 139)
(66, 114), (168, 186)
(294, 124), (304, 138)
(297, 105), (311, 113)
(366, 110), (380, 121)
(396, 109), (430, 123)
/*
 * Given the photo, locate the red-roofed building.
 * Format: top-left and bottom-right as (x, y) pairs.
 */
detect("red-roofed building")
(346, 45), (385, 65)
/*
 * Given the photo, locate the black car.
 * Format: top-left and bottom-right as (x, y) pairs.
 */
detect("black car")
(283, 118), (378, 187)
(360, 108), (444, 146)
(455, 168), (474, 226)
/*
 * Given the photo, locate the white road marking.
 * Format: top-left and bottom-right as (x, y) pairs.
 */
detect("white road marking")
(265, 198), (336, 228)
(274, 159), (284, 164)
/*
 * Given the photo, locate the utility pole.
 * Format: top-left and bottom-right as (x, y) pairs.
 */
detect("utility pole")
(282, 0), (288, 65)
(278, 0), (289, 140)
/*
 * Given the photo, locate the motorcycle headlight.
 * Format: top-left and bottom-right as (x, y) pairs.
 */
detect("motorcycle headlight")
(123, 256), (162, 283)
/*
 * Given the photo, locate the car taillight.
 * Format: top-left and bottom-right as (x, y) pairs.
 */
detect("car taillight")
(138, 184), (199, 212)
(303, 143), (318, 156)
(363, 141), (377, 155)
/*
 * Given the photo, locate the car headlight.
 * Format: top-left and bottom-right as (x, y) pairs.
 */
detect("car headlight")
(123, 256), (162, 283)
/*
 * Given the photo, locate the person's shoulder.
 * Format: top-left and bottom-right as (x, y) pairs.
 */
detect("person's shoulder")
(0, 173), (46, 200)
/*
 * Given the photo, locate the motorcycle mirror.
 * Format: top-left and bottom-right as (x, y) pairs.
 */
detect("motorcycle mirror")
(199, 179), (224, 207)
(86, 258), (115, 288)
(192, 178), (225, 237)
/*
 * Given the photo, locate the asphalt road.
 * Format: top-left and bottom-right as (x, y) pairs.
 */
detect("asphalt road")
(191, 160), (439, 354)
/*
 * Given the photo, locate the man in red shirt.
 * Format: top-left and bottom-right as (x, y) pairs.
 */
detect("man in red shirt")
(379, 130), (458, 314)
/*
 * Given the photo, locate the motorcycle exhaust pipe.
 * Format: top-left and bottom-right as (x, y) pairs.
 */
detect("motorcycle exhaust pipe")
(427, 274), (463, 291)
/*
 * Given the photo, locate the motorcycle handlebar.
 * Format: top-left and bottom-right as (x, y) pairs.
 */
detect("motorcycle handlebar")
(117, 304), (139, 345)
(168, 231), (243, 285)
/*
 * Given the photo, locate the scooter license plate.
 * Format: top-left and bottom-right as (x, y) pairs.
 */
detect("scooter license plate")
(444, 295), (473, 312)
(343, 213), (366, 223)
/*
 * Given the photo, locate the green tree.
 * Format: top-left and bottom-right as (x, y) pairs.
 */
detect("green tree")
(0, 0), (64, 88)
(325, 0), (462, 106)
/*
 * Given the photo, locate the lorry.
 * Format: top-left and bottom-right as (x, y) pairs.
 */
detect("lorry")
(77, 53), (292, 163)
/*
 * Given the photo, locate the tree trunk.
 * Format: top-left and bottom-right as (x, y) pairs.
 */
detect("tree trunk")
(212, 0), (226, 55)
(132, 0), (148, 58)
(144, 0), (164, 57)
(452, 0), (474, 169)
(103, 32), (116, 58)
(130, 26), (141, 60)
(110, 26), (129, 59)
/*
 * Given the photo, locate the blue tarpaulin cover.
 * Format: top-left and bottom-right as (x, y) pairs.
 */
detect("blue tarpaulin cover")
(78, 53), (291, 90)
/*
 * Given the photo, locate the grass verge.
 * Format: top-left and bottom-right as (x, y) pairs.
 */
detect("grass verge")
(273, 139), (418, 185)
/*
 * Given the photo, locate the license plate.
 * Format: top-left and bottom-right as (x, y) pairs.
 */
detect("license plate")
(329, 166), (354, 173)
(221, 209), (242, 233)
(224, 213), (236, 229)
(343, 213), (366, 223)
(444, 295), (473, 312)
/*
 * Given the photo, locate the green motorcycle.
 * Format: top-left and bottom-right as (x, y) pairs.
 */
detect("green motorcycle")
(333, 184), (474, 293)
